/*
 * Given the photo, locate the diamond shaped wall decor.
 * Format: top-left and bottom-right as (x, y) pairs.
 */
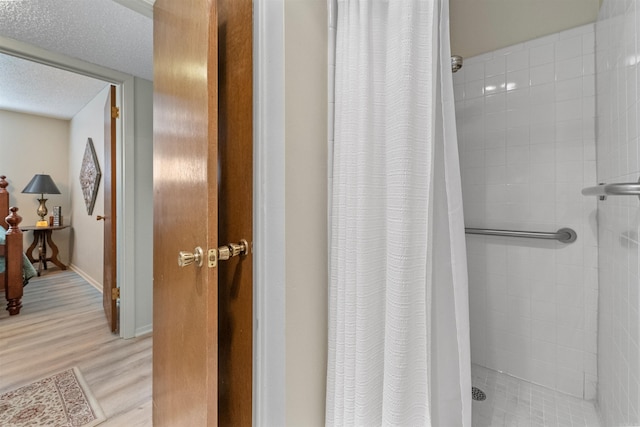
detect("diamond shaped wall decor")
(79, 138), (101, 215)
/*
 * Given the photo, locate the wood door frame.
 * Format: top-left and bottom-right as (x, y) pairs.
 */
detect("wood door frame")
(0, 35), (139, 338)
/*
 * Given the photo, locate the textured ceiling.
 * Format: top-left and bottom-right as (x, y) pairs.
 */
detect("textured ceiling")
(0, 0), (152, 120)
(0, 53), (109, 120)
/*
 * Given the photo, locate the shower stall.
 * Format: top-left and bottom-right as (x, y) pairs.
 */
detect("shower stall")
(454, 0), (640, 424)
(453, 22), (601, 425)
(325, 0), (640, 425)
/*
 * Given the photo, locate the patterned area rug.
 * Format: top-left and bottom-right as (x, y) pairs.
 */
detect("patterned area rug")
(0, 367), (106, 426)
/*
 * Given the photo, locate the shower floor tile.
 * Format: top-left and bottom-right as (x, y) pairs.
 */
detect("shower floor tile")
(471, 364), (601, 427)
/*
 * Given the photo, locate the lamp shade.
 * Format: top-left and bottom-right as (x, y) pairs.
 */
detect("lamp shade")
(22, 174), (61, 195)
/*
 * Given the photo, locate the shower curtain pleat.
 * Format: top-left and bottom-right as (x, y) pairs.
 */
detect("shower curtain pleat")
(431, 0), (472, 424)
(326, 0), (470, 426)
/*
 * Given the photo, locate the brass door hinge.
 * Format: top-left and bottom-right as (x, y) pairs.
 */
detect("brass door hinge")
(111, 106), (120, 119)
(112, 287), (120, 300)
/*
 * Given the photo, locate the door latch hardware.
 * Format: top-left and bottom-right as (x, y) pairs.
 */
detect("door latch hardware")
(178, 247), (204, 268)
(209, 239), (249, 267)
(208, 249), (218, 268)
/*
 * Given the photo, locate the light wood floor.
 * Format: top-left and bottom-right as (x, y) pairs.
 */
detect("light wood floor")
(0, 269), (152, 426)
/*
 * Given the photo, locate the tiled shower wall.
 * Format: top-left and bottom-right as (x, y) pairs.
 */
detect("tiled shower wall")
(453, 24), (599, 399)
(595, 0), (640, 424)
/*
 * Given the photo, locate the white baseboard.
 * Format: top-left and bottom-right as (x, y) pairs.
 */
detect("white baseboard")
(135, 324), (153, 337)
(69, 264), (102, 293)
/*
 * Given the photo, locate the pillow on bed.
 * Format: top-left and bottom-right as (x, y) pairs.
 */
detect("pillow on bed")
(0, 226), (5, 273)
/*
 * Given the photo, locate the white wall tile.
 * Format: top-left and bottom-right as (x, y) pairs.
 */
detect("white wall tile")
(584, 75), (596, 97)
(485, 147), (506, 166)
(464, 98), (484, 118)
(507, 145), (530, 164)
(556, 99), (583, 122)
(485, 74), (506, 94)
(557, 326), (583, 350)
(486, 111), (506, 131)
(531, 123), (555, 144)
(506, 126), (530, 147)
(530, 82), (555, 105)
(485, 129), (506, 149)
(556, 119), (584, 142)
(531, 63), (556, 86)
(556, 36), (583, 61)
(530, 144), (555, 164)
(507, 108), (530, 128)
(465, 61), (485, 82)
(507, 88), (530, 109)
(507, 49), (530, 72)
(507, 69), (530, 91)
(555, 161), (584, 183)
(557, 346), (583, 370)
(531, 360), (557, 389)
(556, 142), (584, 163)
(556, 57), (584, 81)
(531, 104), (556, 125)
(465, 80), (485, 99)
(456, 24), (597, 400)
(532, 300), (557, 322)
(485, 166), (506, 184)
(556, 367), (584, 396)
(556, 78), (583, 102)
(484, 93), (504, 114)
(531, 279), (556, 303)
(485, 55), (506, 77)
(583, 31), (595, 55)
(584, 53), (596, 76)
(530, 163), (556, 183)
(530, 43), (555, 67)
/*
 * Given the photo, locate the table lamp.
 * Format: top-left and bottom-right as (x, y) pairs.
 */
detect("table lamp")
(22, 174), (61, 226)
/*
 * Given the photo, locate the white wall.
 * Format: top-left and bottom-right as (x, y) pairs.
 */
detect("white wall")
(454, 23), (599, 399)
(69, 86), (109, 287)
(284, 0), (328, 425)
(0, 109), (71, 263)
(595, 1), (640, 424)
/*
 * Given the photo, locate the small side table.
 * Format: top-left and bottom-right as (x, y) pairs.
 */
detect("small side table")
(22, 225), (70, 276)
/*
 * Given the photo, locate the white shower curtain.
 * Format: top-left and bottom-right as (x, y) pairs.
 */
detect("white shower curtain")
(326, 0), (471, 425)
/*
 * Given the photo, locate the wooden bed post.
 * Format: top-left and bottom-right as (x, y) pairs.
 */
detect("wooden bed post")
(6, 207), (23, 315)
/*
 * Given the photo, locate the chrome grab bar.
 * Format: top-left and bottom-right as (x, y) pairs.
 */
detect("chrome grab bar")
(582, 179), (640, 200)
(464, 227), (577, 243)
